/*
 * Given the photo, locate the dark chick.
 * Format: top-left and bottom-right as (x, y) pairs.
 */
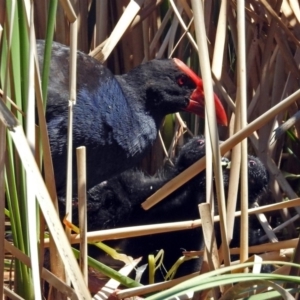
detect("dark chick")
(37, 41), (227, 193)
(59, 137), (269, 282)
(59, 136), (222, 282)
(219, 154), (269, 250)
(221, 155), (269, 212)
(228, 155), (269, 248)
(59, 136), (208, 231)
(247, 156), (269, 207)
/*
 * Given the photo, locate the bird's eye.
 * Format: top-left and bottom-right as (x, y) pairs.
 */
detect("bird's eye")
(177, 75), (186, 86)
(197, 139), (205, 147)
(249, 160), (256, 167)
(177, 74), (192, 87)
(176, 74), (196, 88)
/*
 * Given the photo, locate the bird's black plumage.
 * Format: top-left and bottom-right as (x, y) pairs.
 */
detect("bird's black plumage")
(59, 136), (269, 282)
(59, 136), (208, 231)
(37, 40), (227, 193)
(59, 137), (268, 281)
(59, 136), (209, 282)
(227, 155), (270, 249)
(247, 156), (270, 206)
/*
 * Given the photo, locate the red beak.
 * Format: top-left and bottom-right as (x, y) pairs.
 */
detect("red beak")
(173, 58), (228, 126)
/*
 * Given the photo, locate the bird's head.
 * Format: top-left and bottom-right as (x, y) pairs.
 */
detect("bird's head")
(124, 58), (227, 126)
(173, 58), (227, 126)
(175, 136), (206, 172)
(247, 155), (269, 205)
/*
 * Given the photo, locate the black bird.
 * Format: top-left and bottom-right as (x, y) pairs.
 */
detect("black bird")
(228, 155), (270, 248)
(59, 136), (209, 282)
(59, 137), (269, 282)
(58, 137), (214, 280)
(246, 155), (269, 207)
(61, 136), (208, 231)
(37, 41), (228, 193)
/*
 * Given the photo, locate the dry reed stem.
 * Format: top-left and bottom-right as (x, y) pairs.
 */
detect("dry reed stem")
(199, 203), (221, 297)
(191, 0), (230, 268)
(237, 0), (249, 264)
(65, 19), (78, 247)
(77, 146), (88, 283)
(54, 198), (300, 246)
(230, 239), (299, 255)
(116, 271), (198, 299)
(98, 0), (145, 63)
(59, 0), (76, 23)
